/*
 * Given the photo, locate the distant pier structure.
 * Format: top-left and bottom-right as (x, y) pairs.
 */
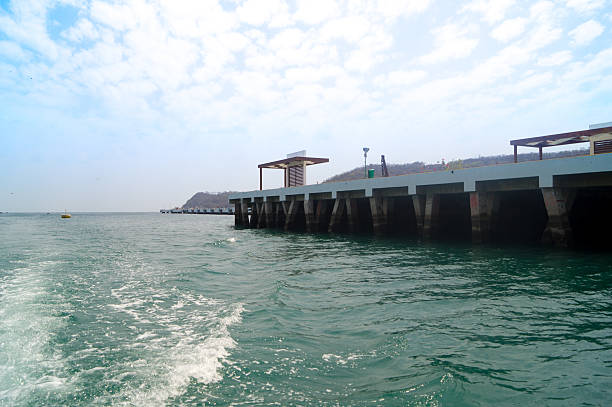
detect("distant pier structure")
(160, 207), (234, 215)
(229, 125), (612, 248)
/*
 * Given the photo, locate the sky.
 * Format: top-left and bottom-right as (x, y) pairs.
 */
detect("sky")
(1, 0), (611, 212)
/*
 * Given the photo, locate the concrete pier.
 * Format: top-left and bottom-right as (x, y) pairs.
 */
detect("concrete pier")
(230, 154), (612, 248)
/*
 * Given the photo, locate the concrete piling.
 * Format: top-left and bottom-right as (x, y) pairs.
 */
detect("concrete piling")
(369, 196), (390, 235)
(264, 201), (274, 228)
(328, 198), (345, 233)
(315, 200), (330, 232)
(304, 200), (317, 233)
(469, 192), (496, 243)
(241, 200), (249, 227)
(256, 202), (265, 228)
(541, 187), (574, 247)
(411, 195), (426, 237)
(345, 198), (360, 233)
(284, 200), (299, 231)
(423, 194), (440, 240)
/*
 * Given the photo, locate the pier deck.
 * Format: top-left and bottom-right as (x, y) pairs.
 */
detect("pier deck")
(229, 154), (612, 247)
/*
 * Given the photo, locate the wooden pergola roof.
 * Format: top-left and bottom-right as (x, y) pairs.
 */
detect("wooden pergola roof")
(510, 126), (612, 148)
(258, 156), (329, 169)
(510, 125), (612, 163)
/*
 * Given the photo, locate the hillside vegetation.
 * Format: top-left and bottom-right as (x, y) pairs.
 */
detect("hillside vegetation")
(324, 149), (588, 183)
(181, 149), (588, 207)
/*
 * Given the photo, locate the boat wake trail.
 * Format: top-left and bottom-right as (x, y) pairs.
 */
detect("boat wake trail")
(0, 260), (72, 405)
(95, 283), (244, 406)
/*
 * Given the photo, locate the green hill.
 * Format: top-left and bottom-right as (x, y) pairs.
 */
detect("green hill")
(182, 192), (236, 209)
(324, 149), (588, 183)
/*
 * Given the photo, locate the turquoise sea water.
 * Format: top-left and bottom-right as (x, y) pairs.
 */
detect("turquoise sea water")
(1, 213), (611, 406)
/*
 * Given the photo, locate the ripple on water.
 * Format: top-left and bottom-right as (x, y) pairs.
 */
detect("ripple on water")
(2, 214), (612, 406)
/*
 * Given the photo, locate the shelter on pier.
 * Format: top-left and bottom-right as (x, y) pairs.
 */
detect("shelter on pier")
(258, 151), (329, 190)
(510, 122), (612, 162)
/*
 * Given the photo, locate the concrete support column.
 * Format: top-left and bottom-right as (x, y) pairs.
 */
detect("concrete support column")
(316, 200), (330, 232)
(423, 193), (440, 240)
(240, 201), (249, 228)
(249, 203), (258, 228)
(275, 203), (285, 228)
(369, 196), (391, 235)
(469, 192), (495, 243)
(264, 202), (274, 229)
(284, 200), (299, 231)
(541, 188), (574, 247)
(328, 198), (346, 232)
(345, 198), (360, 233)
(256, 202), (266, 228)
(412, 195), (426, 237)
(304, 200), (317, 233)
(234, 202), (242, 227)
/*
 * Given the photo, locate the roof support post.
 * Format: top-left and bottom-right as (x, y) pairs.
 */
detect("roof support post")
(514, 145), (517, 163)
(539, 146), (543, 161)
(259, 167), (263, 191)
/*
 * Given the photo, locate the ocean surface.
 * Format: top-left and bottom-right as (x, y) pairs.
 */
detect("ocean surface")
(1, 213), (611, 406)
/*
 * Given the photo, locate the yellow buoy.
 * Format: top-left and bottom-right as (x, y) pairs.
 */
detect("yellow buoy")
(61, 210), (71, 219)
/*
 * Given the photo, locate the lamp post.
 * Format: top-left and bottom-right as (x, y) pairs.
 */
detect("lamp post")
(363, 147), (369, 178)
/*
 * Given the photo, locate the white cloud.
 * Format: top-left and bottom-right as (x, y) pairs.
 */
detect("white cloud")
(236, 0), (291, 27)
(320, 16), (372, 43)
(537, 50), (573, 66)
(0, 1), (61, 60)
(294, 0), (340, 25)
(462, 0), (516, 24)
(491, 17), (528, 42)
(0, 40), (29, 61)
(506, 72), (554, 94)
(565, 0), (606, 13)
(375, 0), (432, 19)
(419, 24), (479, 64)
(374, 70), (428, 87)
(90, 0), (138, 31)
(524, 24), (562, 51)
(159, 0), (238, 37)
(569, 19), (604, 46)
(283, 65), (343, 84)
(62, 18), (99, 42)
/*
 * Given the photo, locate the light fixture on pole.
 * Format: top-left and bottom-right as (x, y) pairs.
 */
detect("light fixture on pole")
(363, 147), (369, 178)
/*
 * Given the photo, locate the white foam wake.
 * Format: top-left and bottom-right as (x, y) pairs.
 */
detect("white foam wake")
(0, 261), (71, 403)
(104, 288), (244, 406)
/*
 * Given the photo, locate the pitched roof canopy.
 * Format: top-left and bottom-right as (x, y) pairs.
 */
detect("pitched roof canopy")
(510, 126), (612, 148)
(258, 156), (329, 169)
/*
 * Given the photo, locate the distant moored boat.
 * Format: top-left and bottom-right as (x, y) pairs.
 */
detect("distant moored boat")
(61, 210), (71, 219)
